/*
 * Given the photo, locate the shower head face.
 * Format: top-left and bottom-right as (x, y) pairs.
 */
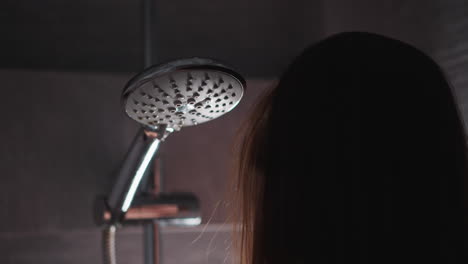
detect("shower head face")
(122, 58), (246, 131)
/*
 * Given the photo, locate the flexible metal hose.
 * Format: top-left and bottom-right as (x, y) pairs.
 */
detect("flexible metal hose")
(102, 225), (117, 264)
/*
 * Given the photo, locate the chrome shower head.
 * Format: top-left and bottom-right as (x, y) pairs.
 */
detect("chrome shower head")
(122, 58), (246, 133)
(106, 58), (246, 223)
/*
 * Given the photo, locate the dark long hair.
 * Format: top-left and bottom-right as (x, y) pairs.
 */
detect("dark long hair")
(233, 32), (467, 264)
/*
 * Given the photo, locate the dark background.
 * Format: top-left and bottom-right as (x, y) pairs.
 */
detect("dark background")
(1, 0), (468, 263)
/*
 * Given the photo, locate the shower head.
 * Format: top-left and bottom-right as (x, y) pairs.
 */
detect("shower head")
(122, 57), (246, 133)
(106, 58), (246, 223)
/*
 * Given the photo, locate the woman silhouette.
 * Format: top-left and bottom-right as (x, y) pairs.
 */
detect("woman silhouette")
(233, 32), (466, 263)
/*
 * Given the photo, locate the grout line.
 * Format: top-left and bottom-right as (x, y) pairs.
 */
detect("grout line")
(0, 223), (233, 237)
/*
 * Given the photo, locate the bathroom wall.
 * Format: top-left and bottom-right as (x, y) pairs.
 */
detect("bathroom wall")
(0, 69), (270, 263)
(1, 225), (232, 264)
(1, 0), (322, 77)
(0, 70), (271, 231)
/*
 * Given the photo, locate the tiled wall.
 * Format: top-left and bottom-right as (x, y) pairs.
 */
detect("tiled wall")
(0, 69), (269, 263)
(0, 225), (232, 264)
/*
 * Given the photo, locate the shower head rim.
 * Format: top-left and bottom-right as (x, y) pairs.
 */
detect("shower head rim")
(121, 57), (246, 131)
(122, 57), (246, 102)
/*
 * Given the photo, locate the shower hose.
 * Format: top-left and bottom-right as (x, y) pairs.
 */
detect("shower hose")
(102, 225), (117, 264)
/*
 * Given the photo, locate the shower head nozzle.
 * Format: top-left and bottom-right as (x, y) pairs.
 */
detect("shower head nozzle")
(122, 58), (246, 133)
